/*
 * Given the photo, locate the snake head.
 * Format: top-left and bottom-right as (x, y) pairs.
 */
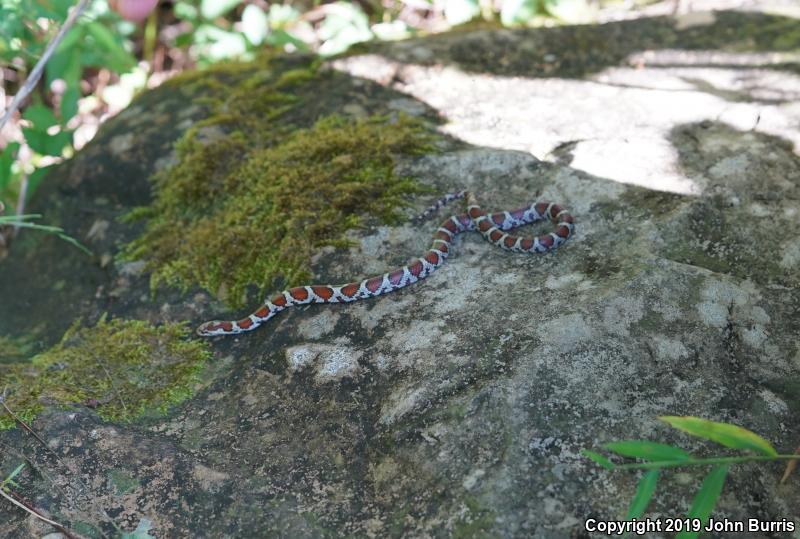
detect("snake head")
(196, 320), (235, 337)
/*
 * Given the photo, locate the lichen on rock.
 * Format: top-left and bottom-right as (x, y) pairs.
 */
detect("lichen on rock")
(122, 54), (437, 307)
(0, 319), (210, 430)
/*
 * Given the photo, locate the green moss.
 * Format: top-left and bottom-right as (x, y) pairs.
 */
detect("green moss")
(453, 497), (496, 538)
(123, 55), (436, 307)
(0, 333), (36, 363)
(0, 319), (210, 430)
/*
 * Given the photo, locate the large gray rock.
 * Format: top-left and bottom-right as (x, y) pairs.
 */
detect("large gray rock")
(1, 7), (798, 538)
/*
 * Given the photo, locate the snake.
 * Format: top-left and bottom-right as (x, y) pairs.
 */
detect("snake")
(196, 191), (574, 337)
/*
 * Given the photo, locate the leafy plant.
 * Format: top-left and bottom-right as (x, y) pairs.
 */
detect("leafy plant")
(583, 416), (799, 539)
(0, 463), (26, 491)
(1, 0), (137, 210)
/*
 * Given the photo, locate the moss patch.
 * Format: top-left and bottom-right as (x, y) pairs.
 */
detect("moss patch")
(0, 333), (37, 364)
(123, 55), (436, 307)
(0, 319), (210, 430)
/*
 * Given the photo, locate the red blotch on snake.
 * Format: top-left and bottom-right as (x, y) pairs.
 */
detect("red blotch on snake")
(341, 283), (359, 297)
(311, 286), (334, 300)
(424, 251), (440, 265)
(365, 277), (383, 293)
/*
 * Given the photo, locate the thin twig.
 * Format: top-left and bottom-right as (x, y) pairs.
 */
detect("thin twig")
(0, 0), (93, 132)
(0, 486), (79, 539)
(0, 390), (50, 449)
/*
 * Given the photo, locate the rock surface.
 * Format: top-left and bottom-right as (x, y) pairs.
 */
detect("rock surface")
(1, 6), (800, 538)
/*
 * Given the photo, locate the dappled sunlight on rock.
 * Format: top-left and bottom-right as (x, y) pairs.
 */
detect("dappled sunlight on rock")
(334, 45), (800, 195)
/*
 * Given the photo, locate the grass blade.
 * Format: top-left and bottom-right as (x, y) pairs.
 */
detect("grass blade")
(605, 441), (690, 462)
(0, 215), (92, 256)
(660, 416), (777, 457)
(1, 463), (26, 489)
(676, 465), (729, 539)
(625, 469), (659, 520)
(581, 449), (615, 470)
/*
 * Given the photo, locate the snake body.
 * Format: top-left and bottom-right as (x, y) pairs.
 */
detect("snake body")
(196, 191), (574, 337)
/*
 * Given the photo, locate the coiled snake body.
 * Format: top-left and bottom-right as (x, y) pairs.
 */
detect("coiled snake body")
(197, 191), (574, 337)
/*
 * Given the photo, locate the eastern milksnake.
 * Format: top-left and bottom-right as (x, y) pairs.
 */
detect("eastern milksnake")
(196, 191), (574, 337)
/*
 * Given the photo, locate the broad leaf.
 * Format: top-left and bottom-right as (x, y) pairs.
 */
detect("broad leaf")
(23, 128), (71, 157)
(23, 105), (58, 130)
(47, 45), (81, 85)
(60, 85), (80, 124)
(676, 465), (728, 539)
(604, 441), (690, 462)
(85, 22), (136, 73)
(660, 416), (777, 457)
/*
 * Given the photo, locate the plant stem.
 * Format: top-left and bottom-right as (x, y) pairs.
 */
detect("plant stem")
(143, 8), (158, 72)
(613, 454), (800, 471)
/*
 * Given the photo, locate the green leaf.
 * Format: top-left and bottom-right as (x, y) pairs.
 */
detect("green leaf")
(85, 21), (136, 73)
(0, 142), (20, 191)
(604, 441), (691, 462)
(625, 470), (659, 521)
(22, 127), (71, 157)
(21, 128), (47, 154)
(660, 416), (777, 457)
(581, 449), (615, 470)
(47, 129), (72, 156)
(201, 0), (243, 20)
(22, 105), (58, 130)
(47, 47), (80, 85)
(241, 4), (269, 45)
(444, 0), (480, 26)
(174, 1), (198, 20)
(55, 26), (84, 55)
(676, 465), (729, 539)
(500, 0), (539, 26)
(2, 463), (26, 488)
(60, 85), (80, 124)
